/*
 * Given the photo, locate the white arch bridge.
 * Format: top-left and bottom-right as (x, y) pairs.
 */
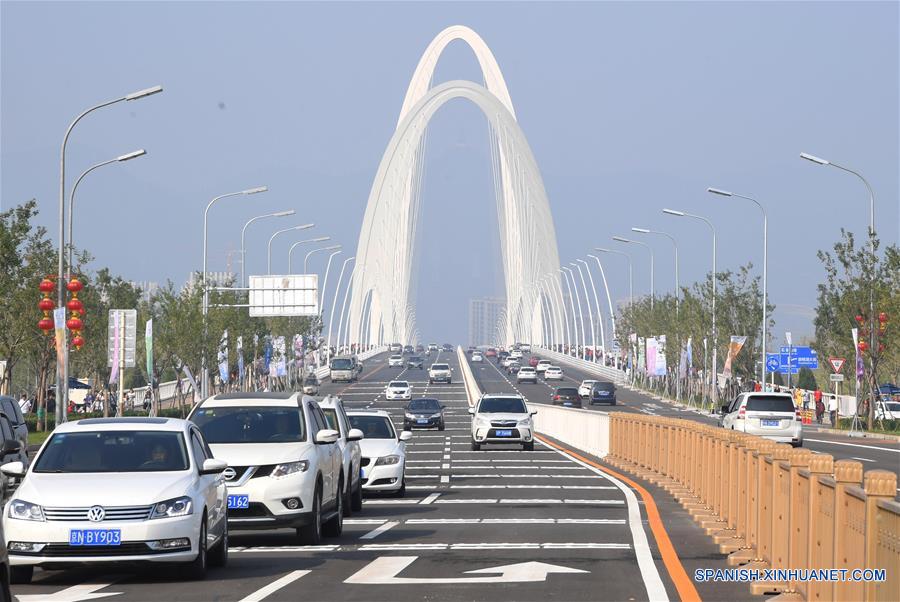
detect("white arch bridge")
(343, 25), (575, 349)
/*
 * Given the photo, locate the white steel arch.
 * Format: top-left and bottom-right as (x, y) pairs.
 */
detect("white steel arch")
(347, 26), (563, 349)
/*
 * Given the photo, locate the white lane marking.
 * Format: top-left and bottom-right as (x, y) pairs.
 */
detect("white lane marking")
(363, 499), (424, 505)
(443, 454), (451, 460)
(406, 485), (438, 490)
(450, 484), (616, 490)
(360, 520), (400, 540)
(406, 475), (441, 479)
(357, 544), (627, 552)
(806, 439), (899, 453)
(345, 519), (388, 525)
(451, 474), (602, 479)
(419, 492), (441, 505)
(432, 498), (624, 505)
(16, 580), (124, 602)
(539, 440), (668, 601)
(405, 518), (625, 525)
(238, 570), (311, 602)
(452, 459), (571, 463)
(440, 475), (450, 484)
(851, 456), (877, 463)
(441, 465), (588, 470)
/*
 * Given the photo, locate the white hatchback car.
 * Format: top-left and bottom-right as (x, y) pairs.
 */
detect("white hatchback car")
(578, 380), (598, 397)
(317, 396), (365, 514)
(468, 394), (536, 451)
(2, 417), (228, 584)
(544, 366), (563, 380)
(347, 411), (411, 496)
(189, 392), (345, 545)
(388, 355), (404, 367)
(385, 381), (412, 401)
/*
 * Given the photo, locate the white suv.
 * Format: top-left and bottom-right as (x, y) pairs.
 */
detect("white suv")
(468, 394), (536, 451)
(516, 367), (537, 384)
(535, 360), (552, 374)
(720, 393), (803, 447)
(189, 392), (345, 545)
(428, 363), (453, 384)
(318, 396), (365, 515)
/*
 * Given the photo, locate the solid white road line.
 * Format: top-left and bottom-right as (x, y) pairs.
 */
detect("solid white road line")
(450, 484), (616, 490)
(805, 438), (899, 453)
(851, 456), (876, 462)
(345, 519), (388, 525)
(360, 521), (401, 540)
(238, 570), (311, 602)
(405, 518), (625, 525)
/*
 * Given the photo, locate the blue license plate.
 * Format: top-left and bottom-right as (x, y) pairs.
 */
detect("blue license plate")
(227, 494), (250, 509)
(69, 529), (121, 546)
(564, 402), (573, 406)
(761, 419), (780, 427)
(416, 419), (429, 424)
(495, 429), (513, 437)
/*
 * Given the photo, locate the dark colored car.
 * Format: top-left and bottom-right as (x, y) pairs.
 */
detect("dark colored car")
(552, 387), (582, 408)
(505, 360), (521, 375)
(442, 344), (453, 352)
(497, 351), (509, 364)
(590, 381), (617, 405)
(404, 398), (445, 430)
(403, 345), (414, 354)
(407, 355), (425, 369)
(416, 345), (425, 353)
(878, 383), (900, 396)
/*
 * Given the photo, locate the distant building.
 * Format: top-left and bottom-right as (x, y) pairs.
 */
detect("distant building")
(184, 271), (236, 292)
(129, 281), (159, 303)
(468, 297), (504, 347)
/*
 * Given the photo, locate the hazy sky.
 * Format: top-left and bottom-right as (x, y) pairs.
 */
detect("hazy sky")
(2, 1), (897, 344)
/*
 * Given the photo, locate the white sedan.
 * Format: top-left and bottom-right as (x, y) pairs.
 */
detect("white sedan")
(347, 411), (411, 496)
(385, 381), (412, 401)
(578, 380), (598, 397)
(471, 352), (484, 362)
(2, 417), (229, 584)
(544, 366), (563, 380)
(388, 355), (404, 367)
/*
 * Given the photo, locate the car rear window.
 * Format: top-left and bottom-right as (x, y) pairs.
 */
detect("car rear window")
(745, 396), (795, 413)
(556, 388), (579, 396)
(593, 382), (615, 391)
(431, 364), (449, 370)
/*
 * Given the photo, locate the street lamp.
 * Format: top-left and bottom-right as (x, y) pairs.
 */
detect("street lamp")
(631, 227), (678, 311)
(560, 267), (582, 357)
(304, 244), (340, 274)
(68, 150), (146, 271)
(587, 255), (618, 362)
(55, 84), (162, 425)
(327, 257), (355, 356)
(201, 185), (267, 399)
(801, 151), (877, 427)
(572, 261), (601, 360)
(286, 236), (329, 273)
(595, 247), (633, 309)
(708, 187), (768, 386)
(240, 210), (295, 287)
(664, 208), (718, 404)
(267, 224), (313, 274)
(613, 236), (654, 309)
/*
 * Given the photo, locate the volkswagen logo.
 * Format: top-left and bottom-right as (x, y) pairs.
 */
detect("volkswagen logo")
(222, 467), (237, 481)
(87, 505), (105, 522)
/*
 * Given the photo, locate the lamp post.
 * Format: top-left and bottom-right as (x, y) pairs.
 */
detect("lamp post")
(708, 187), (768, 386)
(587, 255), (618, 366)
(304, 244), (340, 274)
(560, 267), (583, 357)
(572, 261), (600, 361)
(267, 224), (313, 274)
(286, 236), (329, 273)
(68, 150), (146, 271)
(327, 257), (355, 357)
(613, 236), (654, 309)
(631, 228), (678, 311)
(664, 208), (718, 404)
(801, 152), (877, 428)
(240, 210), (295, 287)
(202, 185), (268, 400)
(56, 85), (162, 425)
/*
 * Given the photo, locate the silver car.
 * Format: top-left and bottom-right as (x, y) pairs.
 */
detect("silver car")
(720, 393), (802, 447)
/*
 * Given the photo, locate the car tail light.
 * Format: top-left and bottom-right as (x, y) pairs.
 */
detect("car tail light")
(795, 408), (801, 421)
(738, 406), (746, 419)
(554, 395), (560, 400)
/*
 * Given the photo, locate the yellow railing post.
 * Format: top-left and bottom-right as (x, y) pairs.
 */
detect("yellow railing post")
(833, 459), (864, 602)
(805, 452), (835, 602)
(863, 470), (897, 601)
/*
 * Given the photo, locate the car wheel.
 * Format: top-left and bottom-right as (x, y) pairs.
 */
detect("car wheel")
(470, 440), (481, 451)
(297, 483), (322, 545)
(181, 516), (208, 580)
(351, 478), (363, 512)
(208, 522), (228, 568)
(438, 422), (445, 431)
(323, 476), (344, 537)
(523, 442), (535, 451)
(792, 441), (803, 448)
(9, 566), (32, 585)
(342, 476), (353, 518)
(393, 478), (406, 498)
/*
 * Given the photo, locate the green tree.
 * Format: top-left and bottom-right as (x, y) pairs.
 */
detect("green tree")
(797, 366), (817, 391)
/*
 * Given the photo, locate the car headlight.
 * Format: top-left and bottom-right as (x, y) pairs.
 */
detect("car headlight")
(374, 455), (401, 466)
(8, 499), (44, 522)
(517, 419), (532, 427)
(405, 412), (417, 420)
(430, 413), (442, 419)
(474, 417), (491, 427)
(150, 496), (193, 519)
(272, 460), (310, 479)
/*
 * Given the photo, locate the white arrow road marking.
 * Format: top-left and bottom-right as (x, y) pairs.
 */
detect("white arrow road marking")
(344, 555), (587, 585)
(238, 570), (310, 602)
(16, 580), (123, 602)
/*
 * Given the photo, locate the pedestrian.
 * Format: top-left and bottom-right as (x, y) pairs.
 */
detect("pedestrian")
(829, 394), (838, 426)
(18, 393), (32, 414)
(815, 396), (825, 424)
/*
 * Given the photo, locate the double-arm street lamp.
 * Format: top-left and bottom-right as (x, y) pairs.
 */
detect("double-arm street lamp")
(240, 210), (295, 287)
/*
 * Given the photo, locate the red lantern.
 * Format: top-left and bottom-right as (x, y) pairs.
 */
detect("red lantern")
(37, 277), (56, 335)
(858, 341), (869, 353)
(66, 299), (83, 312)
(71, 335), (85, 349)
(66, 278), (83, 293)
(879, 312), (889, 324)
(878, 343), (885, 353)
(39, 278), (55, 293)
(66, 317), (83, 331)
(38, 298), (55, 312)
(855, 314), (865, 324)
(38, 318), (54, 332)
(66, 276), (85, 350)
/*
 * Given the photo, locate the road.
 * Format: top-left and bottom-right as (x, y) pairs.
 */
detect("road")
(12, 349), (753, 602)
(469, 352), (900, 491)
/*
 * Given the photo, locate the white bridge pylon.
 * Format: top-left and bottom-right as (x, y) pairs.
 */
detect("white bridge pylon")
(347, 25), (563, 348)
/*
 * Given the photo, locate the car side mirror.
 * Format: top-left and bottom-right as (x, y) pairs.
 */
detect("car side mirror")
(347, 428), (364, 442)
(200, 458), (228, 475)
(315, 429), (340, 444)
(0, 461), (25, 478)
(399, 431), (413, 442)
(530, 410), (538, 415)
(440, 405), (446, 410)
(467, 407), (475, 415)
(2, 439), (22, 455)
(720, 404), (730, 414)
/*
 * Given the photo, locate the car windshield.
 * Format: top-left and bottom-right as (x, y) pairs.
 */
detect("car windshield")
(390, 355), (402, 360)
(34, 431), (189, 473)
(409, 356), (422, 362)
(884, 402), (900, 412)
(479, 397), (527, 413)
(191, 406), (306, 443)
(431, 364), (449, 370)
(409, 399), (441, 411)
(331, 359), (353, 370)
(556, 388), (579, 396)
(389, 381), (408, 388)
(745, 396), (795, 413)
(348, 415), (396, 439)
(519, 367), (534, 372)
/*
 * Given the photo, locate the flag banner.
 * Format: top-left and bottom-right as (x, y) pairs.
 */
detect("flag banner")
(237, 336), (244, 379)
(182, 365), (199, 396)
(293, 334), (304, 359)
(679, 337), (692, 378)
(274, 336), (287, 377)
(723, 335), (748, 378)
(686, 336), (693, 375)
(655, 335), (667, 376)
(109, 310), (121, 385)
(217, 329), (229, 383)
(145, 319), (153, 384)
(53, 307), (67, 386)
(264, 337), (273, 371)
(637, 337), (646, 372)
(852, 328), (863, 378)
(646, 337), (658, 373)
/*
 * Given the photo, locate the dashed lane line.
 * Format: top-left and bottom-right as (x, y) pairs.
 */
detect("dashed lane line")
(359, 520), (400, 540)
(238, 570), (311, 602)
(419, 492), (441, 504)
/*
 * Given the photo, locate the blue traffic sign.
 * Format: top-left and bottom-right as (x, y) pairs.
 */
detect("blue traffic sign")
(777, 346), (818, 372)
(766, 354), (781, 373)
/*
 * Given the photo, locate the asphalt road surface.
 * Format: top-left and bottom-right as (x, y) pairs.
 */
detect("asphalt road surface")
(12, 348), (755, 602)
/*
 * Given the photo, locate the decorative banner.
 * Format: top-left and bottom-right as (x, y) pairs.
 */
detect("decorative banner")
(655, 335), (667, 376)
(722, 335), (748, 378)
(108, 309), (121, 385)
(852, 327), (863, 378)
(679, 337), (692, 378)
(274, 336), (287, 377)
(145, 319), (153, 385)
(686, 337), (693, 375)
(237, 336), (244, 380)
(217, 329), (229, 383)
(293, 334), (304, 359)
(53, 307), (67, 386)
(182, 365), (199, 397)
(264, 336), (273, 372)
(637, 337), (646, 372)
(645, 337), (658, 374)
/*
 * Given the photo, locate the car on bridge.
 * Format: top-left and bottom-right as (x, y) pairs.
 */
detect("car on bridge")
(317, 396), (365, 515)
(428, 363), (452, 384)
(516, 366), (538, 384)
(544, 366), (563, 380)
(441, 343), (453, 353)
(552, 387), (582, 408)
(589, 381), (617, 406)
(484, 348), (497, 358)
(471, 351), (484, 362)
(428, 343), (438, 352)
(385, 381), (412, 401)
(329, 355), (361, 383)
(468, 394), (536, 451)
(403, 398), (446, 431)
(403, 345), (414, 355)
(520, 344), (531, 353)
(535, 359), (551, 373)
(2, 417), (228, 584)
(189, 392), (345, 544)
(578, 380), (598, 398)
(719, 392), (803, 447)
(505, 360), (521, 375)
(389, 343), (402, 353)
(528, 356), (540, 368)
(347, 410), (412, 497)
(388, 354), (404, 367)
(406, 355), (425, 369)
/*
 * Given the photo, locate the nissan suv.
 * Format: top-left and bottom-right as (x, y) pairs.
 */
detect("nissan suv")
(468, 394), (536, 451)
(428, 363), (452, 384)
(317, 396), (365, 514)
